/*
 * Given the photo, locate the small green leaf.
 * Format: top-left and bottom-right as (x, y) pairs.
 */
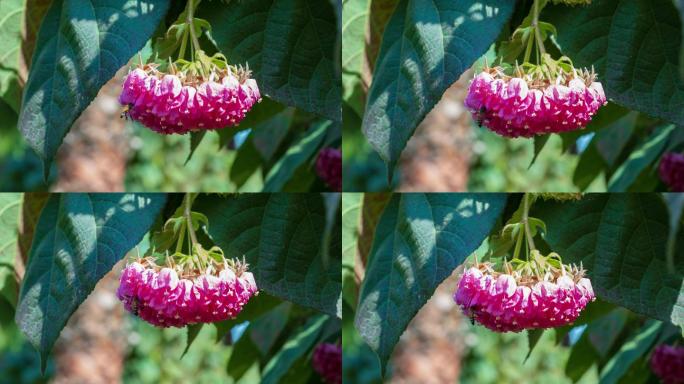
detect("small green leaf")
(261, 315), (327, 384)
(525, 329), (544, 363)
(0, 194), (21, 307)
(263, 121), (329, 192)
(608, 125), (674, 191)
(565, 331), (600, 382)
(230, 138), (263, 188)
(185, 131), (207, 165)
(181, 323), (204, 359)
(213, 293), (283, 343)
(599, 320), (662, 384)
(15, 193), (166, 370)
(249, 303), (291, 355)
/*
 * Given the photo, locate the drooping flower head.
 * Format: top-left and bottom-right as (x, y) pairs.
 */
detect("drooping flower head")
(119, 55), (261, 135)
(650, 344), (684, 384)
(454, 250), (595, 332)
(316, 148), (342, 192)
(659, 152), (684, 192)
(313, 343), (342, 384)
(117, 245), (257, 328)
(465, 57), (606, 138)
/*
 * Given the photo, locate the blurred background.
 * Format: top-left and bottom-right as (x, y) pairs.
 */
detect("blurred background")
(343, 269), (597, 384)
(343, 71), (607, 193)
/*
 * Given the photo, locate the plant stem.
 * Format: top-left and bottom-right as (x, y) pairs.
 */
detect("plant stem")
(532, 0), (546, 56)
(522, 193), (537, 251)
(184, 193), (199, 249)
(186, 0), (203, 58)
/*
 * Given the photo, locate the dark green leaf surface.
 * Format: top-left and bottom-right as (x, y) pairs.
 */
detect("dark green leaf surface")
(362, 0), (513, 174)
(19, 0), (170, 174)
(546, 0), (684, 126)
(201, 0), (341, 121)
(354, 193), (507, 373)
(196, 194), (342, 317)
(535, 194), (684, 328)
(15, 193), (165, 368)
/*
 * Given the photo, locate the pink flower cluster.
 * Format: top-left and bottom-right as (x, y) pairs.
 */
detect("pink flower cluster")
(659, 153), (684, 192)
(119, 67), (261, 134)
(316, 148), (342, 192)
(117, 262), (258, 327)
(651, 345), (684, 384)
(313, 343), (342, 384)
(454, 266), (595, 332)
(465, 70), (606, 137)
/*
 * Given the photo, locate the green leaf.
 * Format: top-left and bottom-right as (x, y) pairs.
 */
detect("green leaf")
(534, 194), (684, 328)
(227, 327), (262, 380)
(586, 309), (628, 358)
(15, 193), (166, 370)
(0, 194), (21, 306)
(249, 303), (291, 355)
(342, 0), (369, 116)
(200, 0), (341, 121)
(525, 329), (544, 363)
(354, 193), (507, 374)
(19, 0), (170, 175)
(341, 193), (362, 309)
(0, 0), (24, 113)
(607, 125), (675, 191)
(251, 109), (295, 162)
(181, 323), (204, 359)
(195, 194), (342, 317)
(261, 315), (327, 384)
(599, 320), (662, 384)
(362, 0), (513, 175)
(263, 121), (329, 192)
(185, 131), (207, 165)
(230, 139), (263, 188)
(545, 0), (684, 127)
(529, 135), (550, 169)
(565, 330), (600, 382)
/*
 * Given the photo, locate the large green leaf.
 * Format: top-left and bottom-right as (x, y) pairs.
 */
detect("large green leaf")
(534, 194), (684, 329)
(15, 193), (166, 369)
(362, 0), (513, 174)
(201, 0), (341, 121)
(195, 194), (342, 317)
(0, 0), (24, 112)
(0, 194), (21, 306)
(263, 121), (329, 192)
(546, 0), (684, 126)
(19, 0), (170, 175)
(261, 315), (327, 384)
(354, 193), (507, 374)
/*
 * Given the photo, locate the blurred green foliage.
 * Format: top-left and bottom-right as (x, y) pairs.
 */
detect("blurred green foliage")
(459, 325), (597, 384)
(468, 128), (606, 192)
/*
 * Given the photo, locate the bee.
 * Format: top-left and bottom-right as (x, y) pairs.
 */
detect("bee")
(120, 104), (132, 120)
(475, 106), (487, 127)
(126, 295), (140, 316)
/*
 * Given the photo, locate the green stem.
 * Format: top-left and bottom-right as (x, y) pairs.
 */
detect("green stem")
(184, 193), (200, 250)
(522, 193), (537, 252)
(532, 0), (547, 56)
(186, 0), (203, 59)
